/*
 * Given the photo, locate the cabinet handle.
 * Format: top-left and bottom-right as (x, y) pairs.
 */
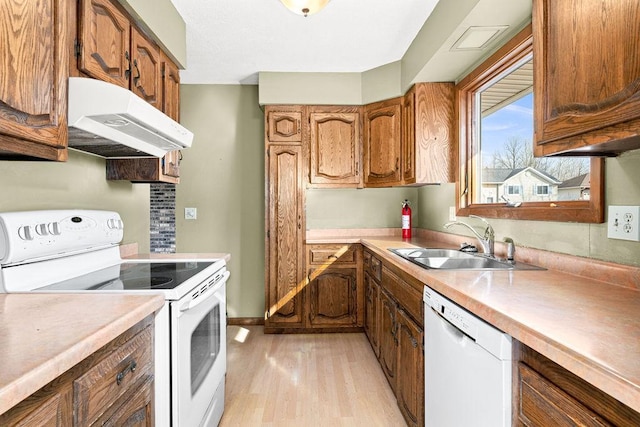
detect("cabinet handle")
(298, 215), (301, 230)
(409, 335), (418, 348)
(395, 157), (399, 171)
(124, 51), (131, 79)
(327, 255), (338, 260)
(133, 59), (141, 86)
(355, 161), (359, 176)
(297, 119), (301, 134)
(116, 360), (137, 385)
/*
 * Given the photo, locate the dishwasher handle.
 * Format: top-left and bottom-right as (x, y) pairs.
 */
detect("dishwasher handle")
(430, 306), (476, 343)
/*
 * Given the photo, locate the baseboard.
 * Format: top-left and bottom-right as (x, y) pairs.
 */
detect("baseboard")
(228, 317), (264, 326)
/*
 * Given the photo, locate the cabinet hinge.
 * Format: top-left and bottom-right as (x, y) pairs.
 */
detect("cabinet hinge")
(74, 39), (81, 58)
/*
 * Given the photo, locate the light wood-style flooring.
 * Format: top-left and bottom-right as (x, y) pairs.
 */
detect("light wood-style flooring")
(220, 326), (406, 426)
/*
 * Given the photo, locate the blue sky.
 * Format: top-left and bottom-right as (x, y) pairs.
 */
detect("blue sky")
(480, 92), (534, 165)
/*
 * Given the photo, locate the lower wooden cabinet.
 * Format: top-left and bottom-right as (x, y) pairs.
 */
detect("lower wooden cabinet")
(364, 249), (425, 427)
(364, 271), (380, 357)
(307, 267), (358, 328)
(266, 243), (363, 333)
(0, 316), (154, 427)
(305, 244), (363, 331)
(379, 288), (398, 393)
(396, 308), (424, 427)
(514, 342), (640, 426)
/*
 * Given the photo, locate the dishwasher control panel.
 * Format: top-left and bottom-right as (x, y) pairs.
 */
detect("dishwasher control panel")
(423, 285), (479, 340)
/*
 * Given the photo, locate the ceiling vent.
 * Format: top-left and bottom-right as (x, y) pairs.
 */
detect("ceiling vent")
(450, 26), (509, 51)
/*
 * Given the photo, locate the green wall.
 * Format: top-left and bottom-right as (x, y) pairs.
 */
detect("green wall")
(118, 0), (187, 67)
(0, 150), (151, 251)
(176, 85), (264, 318)
(306, 188), (419, 229)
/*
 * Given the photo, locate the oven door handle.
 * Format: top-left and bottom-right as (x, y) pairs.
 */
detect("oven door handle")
(179, 271), (229, 314)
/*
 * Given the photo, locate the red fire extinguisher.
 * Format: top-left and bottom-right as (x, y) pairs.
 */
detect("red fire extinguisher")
(402, 199), (412, 239)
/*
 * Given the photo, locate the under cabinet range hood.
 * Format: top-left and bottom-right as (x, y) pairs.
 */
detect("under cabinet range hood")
(67, 77), (193, 158)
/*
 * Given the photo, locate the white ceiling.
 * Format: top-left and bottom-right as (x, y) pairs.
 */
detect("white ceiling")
(170, 0), (440, 84)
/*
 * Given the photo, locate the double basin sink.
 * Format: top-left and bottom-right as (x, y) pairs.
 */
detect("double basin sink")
(389, 247), (545, 271)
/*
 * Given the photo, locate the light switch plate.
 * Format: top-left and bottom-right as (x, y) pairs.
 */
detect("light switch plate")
(184, 207), (197, 220)
(607, 206), (640, 241)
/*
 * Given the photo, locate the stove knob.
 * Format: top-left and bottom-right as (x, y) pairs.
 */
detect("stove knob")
(35, 223), (48, 236)
(48, 222), (61, 235)
(18, 226), (34, 241)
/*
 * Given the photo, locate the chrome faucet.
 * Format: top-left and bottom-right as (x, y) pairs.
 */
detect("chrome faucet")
(443, 215), (495, 257)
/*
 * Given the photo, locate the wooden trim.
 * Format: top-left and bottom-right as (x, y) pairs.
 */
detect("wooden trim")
(228, 317), (264, 326)
(455, 24), (605, 223)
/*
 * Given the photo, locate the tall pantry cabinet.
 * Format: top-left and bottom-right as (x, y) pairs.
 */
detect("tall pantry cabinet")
(264, 106), (306, 332)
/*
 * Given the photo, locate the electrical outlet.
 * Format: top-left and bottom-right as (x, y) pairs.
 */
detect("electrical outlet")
(607, 206), (640, 241)
(184, 207), (197, 220)
(449, 206), (457, 222)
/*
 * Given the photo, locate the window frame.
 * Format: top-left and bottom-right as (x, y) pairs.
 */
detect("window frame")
(454, 24), (604, 223)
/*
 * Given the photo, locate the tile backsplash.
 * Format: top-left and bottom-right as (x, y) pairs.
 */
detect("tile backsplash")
(150, 183), (176, 253)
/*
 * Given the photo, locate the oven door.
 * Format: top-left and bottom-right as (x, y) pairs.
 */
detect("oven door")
(171, 272), (228, 427)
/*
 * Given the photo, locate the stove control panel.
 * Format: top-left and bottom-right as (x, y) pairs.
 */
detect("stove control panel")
(0, 210), (123, 265)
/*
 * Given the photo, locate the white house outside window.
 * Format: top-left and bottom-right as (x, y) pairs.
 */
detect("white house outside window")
(507, 185), (521, 195)
(535, 185), (549, 195)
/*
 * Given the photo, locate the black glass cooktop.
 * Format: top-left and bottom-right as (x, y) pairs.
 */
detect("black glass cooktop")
(39, 261), (216, 292)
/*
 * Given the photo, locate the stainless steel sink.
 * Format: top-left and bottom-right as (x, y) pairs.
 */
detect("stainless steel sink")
(390, 247), (472, 259)
(388, 247), (545, 271)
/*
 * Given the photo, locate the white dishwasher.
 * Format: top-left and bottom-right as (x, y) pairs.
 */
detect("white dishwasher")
(423, 285), (512, 427)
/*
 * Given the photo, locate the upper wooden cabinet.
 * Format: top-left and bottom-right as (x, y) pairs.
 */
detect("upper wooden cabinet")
(308, 106), (362, 187)
(78, 0), (130, 87)
(78, 0), (161, 109)
(533, 0), (640, 156)
(130, 26), (161, 109)
(267, 110), (303, 143)
(402, 83), (454, 185)
(106, 53), (182, 183)
(161, 51), (181, 122)
(0, 0), (68, 161)
(364, 97), (403, 187)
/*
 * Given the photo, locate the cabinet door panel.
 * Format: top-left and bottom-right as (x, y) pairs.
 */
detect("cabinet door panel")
(161, 52), (180, 121)
(364, 99), (402, 187)
(268, 111), (302, 143)
(162, 150), (180, 179)
(266, 145), (304, 326)
(0, 0), (68, 157)
(379, 289), (397, 392)
(533, 0), (640, 154)
(79, 0), (130, 87)
(131, 27), (161, 109)
(307, 268), (357, 327)
(397, 309), (424, 427)
(309, 111), (361, 186)
(402, 90), (416, 183)
(364, 272), (380, 357)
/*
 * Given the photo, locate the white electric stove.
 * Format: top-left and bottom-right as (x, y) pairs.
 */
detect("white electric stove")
(0, 210), (229, 427)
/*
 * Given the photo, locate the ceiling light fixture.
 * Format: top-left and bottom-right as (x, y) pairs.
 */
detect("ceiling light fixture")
(279, 0), (331, 17)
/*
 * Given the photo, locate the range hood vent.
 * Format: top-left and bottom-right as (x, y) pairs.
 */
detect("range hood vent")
(67, 77), (193, 158)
